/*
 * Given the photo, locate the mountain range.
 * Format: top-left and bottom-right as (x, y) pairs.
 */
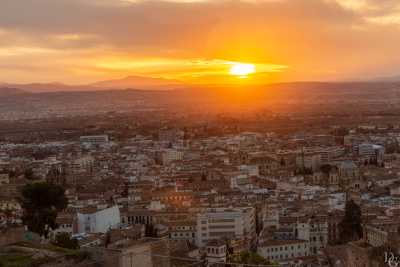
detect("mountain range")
(0, 75), (186, 93)
(1, 74), (400, 94)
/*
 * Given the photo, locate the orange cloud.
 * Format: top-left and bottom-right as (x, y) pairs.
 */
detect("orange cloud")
(0, 0), (400, 84)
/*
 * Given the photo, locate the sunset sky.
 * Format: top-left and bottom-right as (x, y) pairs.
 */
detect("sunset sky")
(1, 0), (400, 85)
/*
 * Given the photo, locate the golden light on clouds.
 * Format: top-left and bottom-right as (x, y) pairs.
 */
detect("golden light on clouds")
(1, 0), (400, 84)
(95, 57), (287, 83)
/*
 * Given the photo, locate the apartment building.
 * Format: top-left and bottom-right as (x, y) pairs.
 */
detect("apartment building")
(258, 239), (309, 262)
(196, 207), (256, 247)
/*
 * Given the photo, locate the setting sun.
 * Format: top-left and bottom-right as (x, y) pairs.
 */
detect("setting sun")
(229, 63), (256, 77)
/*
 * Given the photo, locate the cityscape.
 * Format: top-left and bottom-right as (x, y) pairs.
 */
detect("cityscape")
(2, 0), (400, 267)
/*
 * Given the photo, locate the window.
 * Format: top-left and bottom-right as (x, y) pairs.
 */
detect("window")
(210, 219), (235, 223)
(209, 225), (235, 229)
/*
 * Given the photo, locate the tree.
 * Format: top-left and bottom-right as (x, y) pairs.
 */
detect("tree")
(24, 168), (36, 180)
(334, 127), (349, 137)
(53, 232), (79, 249)
(145, 223), (156, 237)
(105, 230), (111, 248)
(320, 164), (332, 175)
(19, 182), (68, 238)
(338, 199), (363, 243)
(2, 208), (13, 226)
(46, 167), (66, 185)
(228, 251), (272, 266)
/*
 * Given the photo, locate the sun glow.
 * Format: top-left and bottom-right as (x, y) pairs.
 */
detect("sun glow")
(229, 63), (256, 77)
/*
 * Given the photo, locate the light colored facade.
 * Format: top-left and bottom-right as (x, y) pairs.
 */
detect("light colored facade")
(358, 143), (385, 164)
(364, 225), (388, 247)
(0, 173), (9, 185)
(258, 239), (309, 262)
(196, 207), (256, 247)
(161, 149), (183, 165)
(206, 240), (227, 266)
(52, 216), (74, 238)
(296, 154), (321, 171)
(0, 199), (21, 211)
(104, 238), (170, 267)
(168, 221), (196, 244)
(70, 155), (95, 174)
(77, 206), (121, 234)
(297, 219), (328, 255)
(80, 135), (109, 145)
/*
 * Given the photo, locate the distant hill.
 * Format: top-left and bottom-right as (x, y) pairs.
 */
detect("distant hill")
(1, 75), (186, 93)
(2, 79), (400, 94)
(1, 81), (400, 120)
(89, 75), (184, 90)
(373, 75), (400, 82)
(0, 87), (26, 97)
(0, 82), (99, 93)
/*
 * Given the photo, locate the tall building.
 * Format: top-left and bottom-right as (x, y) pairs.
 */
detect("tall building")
(157, 149), (183, 165)
(358, 143), (385, 165)
(196, 207), (256, 247)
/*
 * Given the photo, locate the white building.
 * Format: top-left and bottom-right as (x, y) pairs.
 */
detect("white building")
(76, 206), (120, 234)
(296, 154), (321, 171)
(297, 218), (328, 255)
(160, 149), (183, 165)
(239, 165), (259, 177)
(71, 155), (94, 174)
(358, 143), (385, 164)
(0, 173), (9, 185)
(258, 239), (309, 262)
(206, 239), (227, 266)
(80, 135), (109, 145)
(196, 207), (256, 247)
